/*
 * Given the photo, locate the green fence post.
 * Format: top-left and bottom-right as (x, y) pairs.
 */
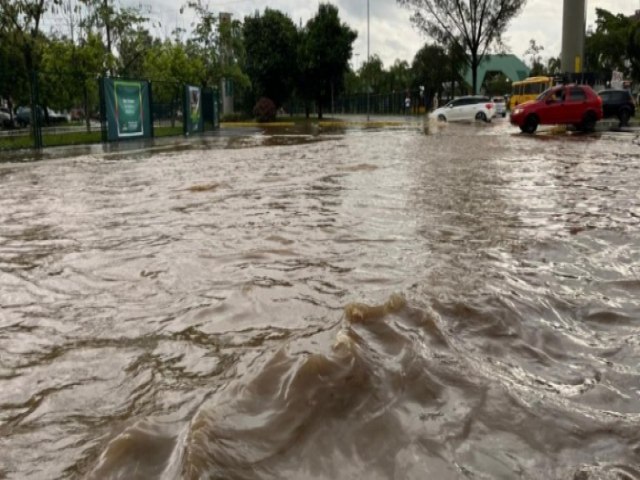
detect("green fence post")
(30, 70), (43, 149)
(148, 80), (155, 138)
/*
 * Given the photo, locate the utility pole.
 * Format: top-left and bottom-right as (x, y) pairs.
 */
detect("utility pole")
(367, 0), (370, 122)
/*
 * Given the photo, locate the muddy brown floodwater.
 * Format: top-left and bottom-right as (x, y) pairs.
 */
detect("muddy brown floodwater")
(1, 120), (640, 479)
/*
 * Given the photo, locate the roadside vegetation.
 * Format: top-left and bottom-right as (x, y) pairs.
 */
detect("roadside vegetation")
(0, 0), (638, 146)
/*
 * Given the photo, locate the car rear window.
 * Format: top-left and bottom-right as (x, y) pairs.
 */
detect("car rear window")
(569, 88), (586, 101)
(613, 91), (630, 102)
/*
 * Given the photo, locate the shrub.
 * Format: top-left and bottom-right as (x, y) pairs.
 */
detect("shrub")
(253, 97), (277, 123)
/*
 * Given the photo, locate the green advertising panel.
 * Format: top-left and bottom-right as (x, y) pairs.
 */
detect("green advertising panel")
(102, 78), (152, 142)
(184, 85), (204, 135)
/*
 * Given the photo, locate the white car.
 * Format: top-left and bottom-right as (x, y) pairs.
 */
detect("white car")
(430, 96), (495, 123)
(492, 97), (507, 117)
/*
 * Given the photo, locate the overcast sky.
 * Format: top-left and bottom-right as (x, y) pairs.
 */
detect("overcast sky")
(116, 0), (639, 67)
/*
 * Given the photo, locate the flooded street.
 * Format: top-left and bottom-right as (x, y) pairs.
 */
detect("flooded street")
(1, 120), (640, 479)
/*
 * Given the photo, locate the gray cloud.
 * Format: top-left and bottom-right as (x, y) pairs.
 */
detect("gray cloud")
(128, 0), (637, 65)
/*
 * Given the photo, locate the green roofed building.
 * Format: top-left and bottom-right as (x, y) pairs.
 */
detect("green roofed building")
(463, 54), (531, 94)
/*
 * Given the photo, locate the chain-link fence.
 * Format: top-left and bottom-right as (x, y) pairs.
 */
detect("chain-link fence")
(0, 69), (102, 151)
(285, 89), (433, 117)
(1, 71), (220, 151)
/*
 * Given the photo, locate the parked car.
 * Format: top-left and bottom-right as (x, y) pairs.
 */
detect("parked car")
(0, 107), (14, 128)
(46, 108), (71, 123)
(15, 106), (43, 127)
(15, 106), (70, 127)
(510, 84), (603, 134)
(492, 97), (507, 117)
(598, 89), (636, 127)
(430, 96), (495, 123)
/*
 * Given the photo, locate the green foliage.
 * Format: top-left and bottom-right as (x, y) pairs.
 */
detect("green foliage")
(0, 28), (29, 106)
(586, 8), (640, 82)
(359, 55), (387, 94)
(524, 39), (545, 76)
(298, 3), (357, 118)
(118, 28), (155, 78)
(547, 57), (561, 76)
(243, 9), (298, 108)
(182, 1), (249, 90)
(386, 60), (412, 93)
(397, 0), (527, 93)
(77, 0), (147, 73)
(629, 23), (640, 82)
(483, 72), (511, 96)
(411, 44), (451, 99)
(253, 97), (277, 122)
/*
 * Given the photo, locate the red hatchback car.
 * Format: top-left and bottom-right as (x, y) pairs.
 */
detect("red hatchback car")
(510, 84), (603, 134)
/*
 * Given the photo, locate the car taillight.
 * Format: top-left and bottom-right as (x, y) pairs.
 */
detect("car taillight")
(486, 103), (493, 109)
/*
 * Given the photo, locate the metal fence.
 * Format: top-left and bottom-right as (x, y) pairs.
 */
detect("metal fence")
(285, 89), (433, 117)
(0, 71), (220, 152)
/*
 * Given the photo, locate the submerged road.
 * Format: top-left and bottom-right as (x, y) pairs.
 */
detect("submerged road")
(1, 118), (639, 479)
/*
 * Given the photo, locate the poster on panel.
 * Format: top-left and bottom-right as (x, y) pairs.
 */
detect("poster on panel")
(185, 85), (204, 135)
(103, 78), (152, 142)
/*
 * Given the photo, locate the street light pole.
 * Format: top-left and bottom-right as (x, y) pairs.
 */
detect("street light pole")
(367, 0), (370, 121)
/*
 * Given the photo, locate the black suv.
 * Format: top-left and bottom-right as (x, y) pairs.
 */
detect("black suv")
(598, 89), (636, 126)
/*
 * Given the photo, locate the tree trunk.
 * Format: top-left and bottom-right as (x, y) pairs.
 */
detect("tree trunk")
(471, 53), (479, 95)
(317, 98), (323, 119)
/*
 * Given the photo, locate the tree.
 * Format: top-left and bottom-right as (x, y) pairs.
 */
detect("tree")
(547, 56), (561, 76)
(243, 9), (298, 108)
(182, 1), (248, 91)
(118, 27), (155, 78)
(585, 8), (639, 82)
(629, 22), (640, 83)
(386, 59), (412, 93)
(524, 39), (545, 76)
(360, 54), (385, 94)
(143, 39), (205, 126)
(397, 0), (527, 94)
(0, 25), (29, 116)
(411, 43), (449, 103)
(78, 0), (147, 73)
(298, 3), (357, 119)
(0, 0), (62, 135)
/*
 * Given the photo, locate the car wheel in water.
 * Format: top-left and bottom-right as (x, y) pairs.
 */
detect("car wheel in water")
(437, 114), (447, 122)
(521, 115), (538, 134)
(475, 112), (487, 122)
(618, 109), (631, 127)
(581, 112), (597, 133)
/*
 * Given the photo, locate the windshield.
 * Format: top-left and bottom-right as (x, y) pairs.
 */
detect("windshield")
(536, 89), (552, 101)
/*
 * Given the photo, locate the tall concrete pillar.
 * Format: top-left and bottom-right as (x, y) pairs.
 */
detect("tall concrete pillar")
(561, 0), (587, 73)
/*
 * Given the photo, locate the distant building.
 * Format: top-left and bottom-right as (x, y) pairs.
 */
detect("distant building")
(462, 54), (530, 94)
